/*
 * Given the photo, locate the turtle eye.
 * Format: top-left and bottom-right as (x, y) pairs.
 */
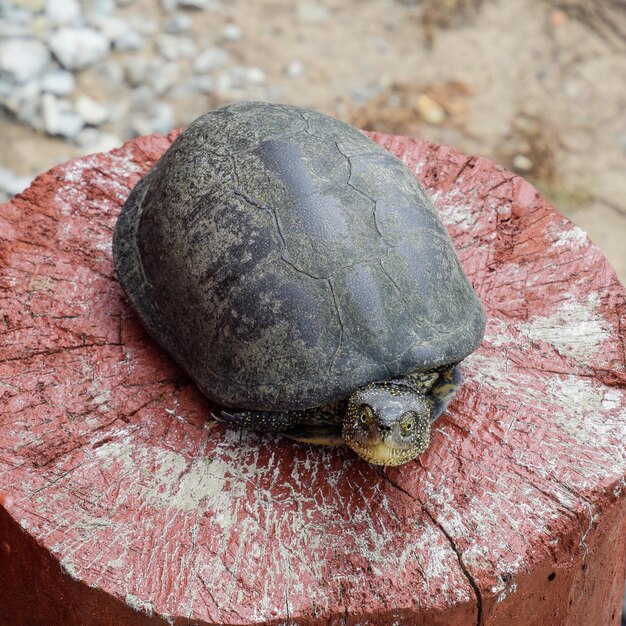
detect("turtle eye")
(358, 405), (373, 428)
(400, 412), (416, 436)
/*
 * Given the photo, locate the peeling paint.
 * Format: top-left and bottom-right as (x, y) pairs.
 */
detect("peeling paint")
(550, 226), (588, 250)
(60, 557), (81, 581)
(126, 593), (154, 617)
(518, 295), (611, 361)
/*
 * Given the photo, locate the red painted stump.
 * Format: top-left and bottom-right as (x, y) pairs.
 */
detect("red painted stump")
(1, 131), (625, 626)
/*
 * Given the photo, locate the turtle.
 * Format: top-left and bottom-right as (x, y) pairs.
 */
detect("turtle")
(113, 101), (485, 466)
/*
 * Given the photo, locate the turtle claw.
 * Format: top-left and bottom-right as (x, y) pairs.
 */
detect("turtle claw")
(211, 410), (237, 424)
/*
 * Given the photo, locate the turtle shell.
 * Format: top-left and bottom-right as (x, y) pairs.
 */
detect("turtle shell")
(113, 102), (485, 411)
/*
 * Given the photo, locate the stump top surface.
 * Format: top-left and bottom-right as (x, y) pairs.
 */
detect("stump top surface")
(0, 130), (625, 625)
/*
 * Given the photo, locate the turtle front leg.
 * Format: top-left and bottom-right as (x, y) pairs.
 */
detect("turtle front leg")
(214, 405), (345, 446)
(215, 408), (306, 432)
(427, 364), (462, 420)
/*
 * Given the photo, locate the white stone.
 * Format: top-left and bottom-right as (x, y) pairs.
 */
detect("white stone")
(157, 34), (197, 61)
(0, 166), (33, 197)
(221, 23), (241, 41)
(182, 75), (214, 94)
(75, 128), (121, 152)
(89, 15), (143, 51)
(88, 14), (125, 39)
(90, 0), (115, 14)
(96, 59), (124, 85)
(193, 47), (229, 73)
(0, 21), (31, 38)
(228, 65), (265, 87)
(512, 154), (533, 172)
(45, 0), (82, 26)
(1, 79), (42, 126)
(129, 85), (152, 110)
(0, 38), (50, 83)
(150, 102), (174, 134)
(75, 95), (110, 126)
(58, 111), (85, 139)
(115, 29), (143, 51)
(0, 79), (11, 98)
(41, 69), (75, 96)
(41, 92), (61, 134)
(48, 28), (110, 71)
(159, 0), (178, 12)
(91, 131), (122, 152)
(74, 127), (100, 147)
(284, 59), (304, 78)
(164, 13), (193, 34)
(147, 61), (180, 95)
(131, 102), (174, 136)
(215, 70), (232, 93)
(245, 66), (265, 84)
(124, 56), (148, 87)
(42, 93), (84, 138)
(127, 15), (158, 36)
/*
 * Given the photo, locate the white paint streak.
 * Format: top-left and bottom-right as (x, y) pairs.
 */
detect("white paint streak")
(126, 593), (154, 617)
(468, 352), (626, 482)
(550, 225), (588, 250)
(87, 435), (470, 619)
(496, 581), (517, 604)
(60, 557), (81, 581)
(431, 188), (477, 229)
(518, 295), (611, 361)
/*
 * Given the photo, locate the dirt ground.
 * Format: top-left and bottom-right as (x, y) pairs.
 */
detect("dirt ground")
(2, 0), (626, 287)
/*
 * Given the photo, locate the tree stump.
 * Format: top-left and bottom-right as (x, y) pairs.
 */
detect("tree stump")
(1, 130), (625, 626)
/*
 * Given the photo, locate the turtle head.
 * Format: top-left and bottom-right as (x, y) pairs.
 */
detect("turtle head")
(343, 383), (431, 466)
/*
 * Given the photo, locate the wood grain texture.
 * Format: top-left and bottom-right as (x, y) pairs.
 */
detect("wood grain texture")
(0, 130), (625, 626)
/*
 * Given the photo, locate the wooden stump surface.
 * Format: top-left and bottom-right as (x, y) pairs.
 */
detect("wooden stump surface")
(0, 130), (625, 626)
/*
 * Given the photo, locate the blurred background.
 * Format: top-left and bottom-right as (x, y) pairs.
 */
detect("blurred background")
(0, 0), (625, 620)
(0, 0), (625, 285)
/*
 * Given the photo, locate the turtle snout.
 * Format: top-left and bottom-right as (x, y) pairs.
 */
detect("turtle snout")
(378, 422), (393, 435)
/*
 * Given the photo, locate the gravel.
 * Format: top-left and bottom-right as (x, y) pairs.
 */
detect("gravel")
(0, 39), (51, 83)
(147, 61), (181, 95)
(45, 0), (82, 26)
(89, 15), (144, 51)
(48, 28), (110, 70)
(193, 47), (230, 73)
(0, 0), (273, 151)
(164, 13), (193, 34)
(75, 95), (110, 126)
(41, 93), (84, 138)
(41, 69), (76, 96)
(130, 102), (174, 136)
(157, 34), (197, 61)
(75, 128), (121, 152)
(2, 81), (42, 124)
